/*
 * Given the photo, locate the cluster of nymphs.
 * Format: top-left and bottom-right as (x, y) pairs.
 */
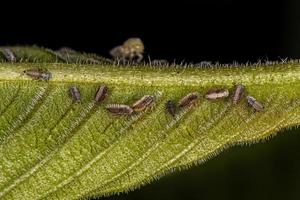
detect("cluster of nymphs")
(166, 85), (263, 117)
(70, 84), (154, 115)
(24, 69), (264, 116)
(71, 84), (263, 116)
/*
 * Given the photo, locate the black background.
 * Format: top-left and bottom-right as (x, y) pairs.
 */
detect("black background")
(1, 1), (300, 199)
(1, 0), (299, 63)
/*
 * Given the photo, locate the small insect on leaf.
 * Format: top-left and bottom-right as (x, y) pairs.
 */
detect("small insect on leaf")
(151, 59), (169, 66)
(196, 61), (212, 67)
(232, 84), (245, 105)
(0, 48), (16, 62)
(205, 88), (229, 100)
(58, 47), (76, 54)
(69, 85), (81, 102)
(132, 95), (154, 111)
(94, 85), (108, 103)
(106, 104), (133, 115)
(24, 69), (52, 80)
(247, 96), (264, 111)
(166, 100), (176, 117)
(178, 92), (199, 107)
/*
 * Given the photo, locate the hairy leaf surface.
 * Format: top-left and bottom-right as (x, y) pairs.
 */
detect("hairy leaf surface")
(0, 47), (299, 200)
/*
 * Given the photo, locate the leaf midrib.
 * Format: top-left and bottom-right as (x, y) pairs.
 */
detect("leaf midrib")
(0, 63), (300, 87)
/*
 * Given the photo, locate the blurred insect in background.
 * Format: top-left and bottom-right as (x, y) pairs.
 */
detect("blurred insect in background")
(151, 59), (169, 66)
(1, 48), (16, 62)
(54, 47), (94, 64)
(196, 61), (212, 67)
(23, 69), (52, 80)
(110, 38), (145, 63)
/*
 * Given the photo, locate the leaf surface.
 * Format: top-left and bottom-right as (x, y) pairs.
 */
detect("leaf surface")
(0, 47), (299, 199)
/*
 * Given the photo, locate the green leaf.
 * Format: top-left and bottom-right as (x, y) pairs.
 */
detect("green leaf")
(0, 47), (299, 200)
